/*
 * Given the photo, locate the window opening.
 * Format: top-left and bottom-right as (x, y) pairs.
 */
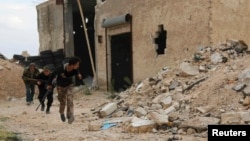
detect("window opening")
(154, 24), (167, 55)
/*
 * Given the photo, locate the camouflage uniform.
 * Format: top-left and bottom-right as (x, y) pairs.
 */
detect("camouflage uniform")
(22, 64), (40, 104)
(49, 58), (81, 124)
(57, 85), (74, 118)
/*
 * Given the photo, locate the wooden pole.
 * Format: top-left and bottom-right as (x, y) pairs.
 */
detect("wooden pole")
(77, 0), (98, 87)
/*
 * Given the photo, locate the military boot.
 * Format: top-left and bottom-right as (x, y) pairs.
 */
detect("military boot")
(46, 107), (50, 114)
(41, 104), (45, 111)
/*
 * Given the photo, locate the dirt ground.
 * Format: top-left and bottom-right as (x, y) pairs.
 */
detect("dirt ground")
(0, 59), (207, 141)
(0, 40), (250, 141)
(0, 91), (206, 141)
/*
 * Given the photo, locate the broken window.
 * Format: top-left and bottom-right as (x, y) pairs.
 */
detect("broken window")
(154, 24), (167, 55)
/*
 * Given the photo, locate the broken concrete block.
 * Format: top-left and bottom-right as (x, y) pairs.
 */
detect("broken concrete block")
(232, 83), (246, 92)
(179, 62), (199, 76)
(160, 96), (172, 109)
(168, 80), (180, 90)
(88, 121), (102, 131)
(164, 105), (176, 115)
(243, 96), (250, 106)
(136, 80), (151, 93)
(112, 111), (124, 117)
(126, 117), (156, 133)
(100, 103), (117, 117)
(134, 107), (147, 117)
(210, 52), (223, 65)
(148, 112), (169, 125)
(238, 68), (250, 81)
(221, 112), (250, 124)
(196, 106), (213, 113)
(152, 93), (171, 104)
(199, 65), (207, 72)
(150, 104), (162, 110)
(141, 87), (155, 95)
(243, 85), (250, 96)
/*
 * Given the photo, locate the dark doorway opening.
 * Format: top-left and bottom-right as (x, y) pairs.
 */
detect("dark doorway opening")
(110, 33), (133, 92)
(72, 0), (96, 85)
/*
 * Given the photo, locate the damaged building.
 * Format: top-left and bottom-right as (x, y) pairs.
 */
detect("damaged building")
(36, 0), (250, 92)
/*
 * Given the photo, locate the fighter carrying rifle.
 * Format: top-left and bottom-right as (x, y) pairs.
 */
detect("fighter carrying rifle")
(22, 63), (40, 105)
(35, 66), (55, 114)
(47, 56), (82, 124)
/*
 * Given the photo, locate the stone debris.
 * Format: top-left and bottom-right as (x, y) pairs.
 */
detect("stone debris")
(179, 62), (200, 76)
(89, 39), (250, 135)
(88, 121), (102, 131)
(1, 39), (250, 139)
(148, 111), (169, 125)
(100, 103), (118, 117)
(220, 112), (250, 124)
(125, 117), (156, 133)
(196, 106), (214, 114)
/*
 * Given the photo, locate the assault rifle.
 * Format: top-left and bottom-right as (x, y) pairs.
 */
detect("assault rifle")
(34, 78), (55, 111)
(35, 88), (53, 111)
(27, 78), (49, 83)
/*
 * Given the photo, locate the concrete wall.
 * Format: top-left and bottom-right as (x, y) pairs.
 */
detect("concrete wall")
(211, 0), (250, 45)
(37, 0), (64, 52)
(63, 0), (74, 57)
(95, 0), (210, 89)
(36, 0), (250, 90)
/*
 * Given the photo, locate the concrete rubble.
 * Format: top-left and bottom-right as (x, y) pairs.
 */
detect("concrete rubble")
(87, 39), (250, 138)
(1, 39), (250, 139)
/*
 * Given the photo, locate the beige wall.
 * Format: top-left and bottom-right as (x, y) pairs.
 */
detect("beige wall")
(95, 0), (210, 89)
(37, 0), (64, 52)
(211, 0), (250, 45)
(37, 0), (250, 90)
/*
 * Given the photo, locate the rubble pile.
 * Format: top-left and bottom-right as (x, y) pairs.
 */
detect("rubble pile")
(89, 39), (250, 137)
(1, 39), (250, 139)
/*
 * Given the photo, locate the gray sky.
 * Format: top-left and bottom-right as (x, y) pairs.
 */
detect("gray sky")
(0, 0), (46, 59)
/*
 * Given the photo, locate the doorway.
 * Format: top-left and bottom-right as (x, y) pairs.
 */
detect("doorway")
(110, 32), (133, 92)
(71, 0), (96, 86)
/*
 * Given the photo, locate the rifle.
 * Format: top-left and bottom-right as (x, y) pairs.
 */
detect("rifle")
(27, 78), (49, 83)
(35, 89), (52, 111)
(35, 78), (56, 111)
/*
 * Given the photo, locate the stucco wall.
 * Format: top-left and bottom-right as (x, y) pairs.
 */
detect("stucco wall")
(95, 0), (210, 88)
(37, 0), (64, 52)
(35, 0), (250, 90)
(211, 0), (250, 45)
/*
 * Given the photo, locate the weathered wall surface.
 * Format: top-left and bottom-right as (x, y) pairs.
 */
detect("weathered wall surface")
(36, 0), (250, 90)
(37, 0), (64, 52)
(95, 0), (210, 88)
(211, 0), (250, 45)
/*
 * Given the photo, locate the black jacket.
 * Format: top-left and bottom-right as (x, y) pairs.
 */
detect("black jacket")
(49, 63), (79, 87)
(37, 72), (51, 90)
